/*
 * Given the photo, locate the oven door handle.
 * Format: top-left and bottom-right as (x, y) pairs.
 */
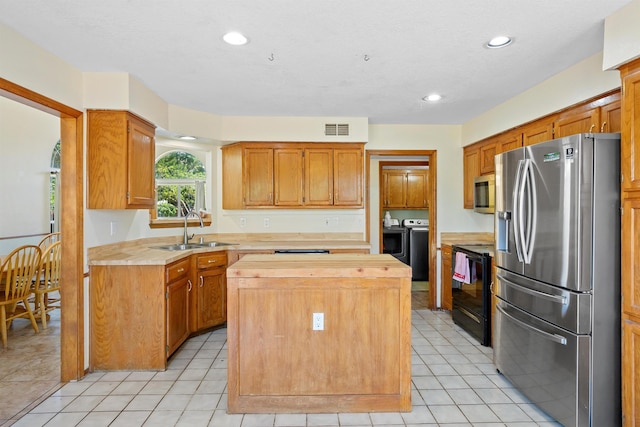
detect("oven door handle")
(457, 305), (481, 324)
(497, 304), (567, 345)
(497, 274), (568, 305)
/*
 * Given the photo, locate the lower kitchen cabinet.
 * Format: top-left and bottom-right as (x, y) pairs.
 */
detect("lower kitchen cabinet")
(166, 258), (192, 357)
(440, 244), (452, 310)
(191, 251), (228, 331)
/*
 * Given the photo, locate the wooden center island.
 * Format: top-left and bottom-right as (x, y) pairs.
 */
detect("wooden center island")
(226, 253), (412, 413)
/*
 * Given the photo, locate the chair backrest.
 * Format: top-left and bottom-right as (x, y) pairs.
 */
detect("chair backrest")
(0, 245), (41, 302)
(39, 240), (61, 290)
(38, 232), (60, 251)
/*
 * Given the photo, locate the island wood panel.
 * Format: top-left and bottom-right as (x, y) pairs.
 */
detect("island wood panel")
(90, 265), (166, 370)
(226, 254), (411, 413)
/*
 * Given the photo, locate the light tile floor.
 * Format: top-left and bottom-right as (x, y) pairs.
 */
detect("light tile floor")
(12, 308), (562, 427)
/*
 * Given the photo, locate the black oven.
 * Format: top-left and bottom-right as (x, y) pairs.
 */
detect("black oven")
(451, 244), (493, 346)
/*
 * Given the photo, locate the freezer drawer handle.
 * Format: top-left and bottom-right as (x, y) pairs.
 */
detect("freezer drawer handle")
(458, 305), (481, 324)
(497, 274), (568, 305)
(497, 304), (567, 345)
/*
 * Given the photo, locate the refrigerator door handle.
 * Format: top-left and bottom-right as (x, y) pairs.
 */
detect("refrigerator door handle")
(521, 159), (537, 264)
(497, 274), (568, 305)
(497, 304), (568, 345)
(513, 160), (525, 262)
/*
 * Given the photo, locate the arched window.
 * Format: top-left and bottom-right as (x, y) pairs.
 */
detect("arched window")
(155, 151), (206, 218)
(50, 140), (61, 232)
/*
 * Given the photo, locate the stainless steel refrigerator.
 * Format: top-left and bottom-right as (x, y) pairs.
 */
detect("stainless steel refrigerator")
(493, 133), (620, 427)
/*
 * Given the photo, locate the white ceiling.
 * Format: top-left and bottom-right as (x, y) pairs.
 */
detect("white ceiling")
(0, 0), (631, 125)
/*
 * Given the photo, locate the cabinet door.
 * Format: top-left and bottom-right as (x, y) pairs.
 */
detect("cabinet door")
(384, 170), (407, 208)
(244, 148), (274, 206)
(496, 131), (522, 154)
(555, 106), (600, 138)
(197, 267), (227, 329)
(463, 147), (480, 209)
(479, 143), (497, 175)
(167, 276), (190, 357)
(127, 116), (156, 207)
(622, 63), (640, 190)
(333, 148), (363, 207)
(622, 197), (640, 318)
(406, 170), (428, 209)
(441, 245), (452, 310)
(305, 148), (333, 206)
(601, 99), (621, 133)
(522, 119), (554, 146)
(274, 148), (303, 206)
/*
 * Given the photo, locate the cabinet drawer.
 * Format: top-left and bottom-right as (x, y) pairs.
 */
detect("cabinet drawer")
(166, 258), (190, 283)
(196, 252), (228, 270)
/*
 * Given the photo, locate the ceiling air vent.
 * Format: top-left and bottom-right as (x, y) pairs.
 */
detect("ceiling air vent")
(325, 123), (350, 136)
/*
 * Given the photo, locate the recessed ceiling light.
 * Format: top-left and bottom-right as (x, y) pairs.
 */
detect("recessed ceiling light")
(422, 94), (442, 102)
(486, 36), (513, 49)
(223, 31), (248, 46)
(179, 135), (196, 141)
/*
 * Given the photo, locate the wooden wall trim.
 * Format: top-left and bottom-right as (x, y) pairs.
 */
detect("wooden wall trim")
(0, 78), (84, 382)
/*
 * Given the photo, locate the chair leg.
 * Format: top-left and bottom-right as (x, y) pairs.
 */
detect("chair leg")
(0, 306), (7, 348)
(38, 294), (47, 329)
(22, 298), (39, 334)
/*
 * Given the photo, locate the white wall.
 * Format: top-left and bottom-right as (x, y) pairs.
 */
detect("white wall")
(0, 97), (59, 253)
(603, 0), (640, 69)
(461, 52), (621, 145)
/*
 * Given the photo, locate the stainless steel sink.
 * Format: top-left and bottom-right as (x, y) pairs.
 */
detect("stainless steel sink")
(196, 241), (236, 247)
(150, 242), (236, 251)
(150, 243), (204, 251)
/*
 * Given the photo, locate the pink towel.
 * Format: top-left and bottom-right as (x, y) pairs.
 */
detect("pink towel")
(453, 252), (476, 284)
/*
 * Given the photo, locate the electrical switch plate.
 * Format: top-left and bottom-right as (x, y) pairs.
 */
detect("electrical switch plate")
(110, 221), (117, 236)
(263, 218), (270, 228)
(312, 312), (324, 331)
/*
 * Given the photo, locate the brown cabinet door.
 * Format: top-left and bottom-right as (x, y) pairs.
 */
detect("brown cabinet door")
(522, 119), (554, 146)
(274, 148), (303, 206)
(555, 106), (600, 138)
(127, 116), (156, 208)
(622, 197), (640, 318)
(305, 148), (333, 206)
(622, 64), (640, 190)
(601, 99), (621, 133)
(334, 148), (363, 207)
(196, 267), (227, 329)
(406, 170), (429, 208)
(441, 245), (452, 310)
(383, 170), (407, 208)
(244, 148), (273, 206)
(497, 131), (522, 154)
(479, 143), (497, 175)
(166, 275), (190, 357)
(623, 318), (640, 427)
(463, 147), (480, 209)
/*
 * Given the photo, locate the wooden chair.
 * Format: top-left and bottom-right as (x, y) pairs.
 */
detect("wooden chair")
(0, 245), (41, 348)
(37, 232), (60, 251)
(31, 241), (61, 329)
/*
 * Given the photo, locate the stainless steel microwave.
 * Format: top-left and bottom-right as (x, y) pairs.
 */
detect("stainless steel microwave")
(473, 174), (494, 214)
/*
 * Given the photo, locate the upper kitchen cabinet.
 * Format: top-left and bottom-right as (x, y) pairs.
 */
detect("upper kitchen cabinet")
(382, 169), (429, 209)
(522, 118), (555, 147)
(555, 91), (621, 138)
(222, 142), (364, 209)
(463, 145), (481, 209)
(621, 61), (640, 190)
(333, 147), (363, 207)
(87, 110), (156, 209)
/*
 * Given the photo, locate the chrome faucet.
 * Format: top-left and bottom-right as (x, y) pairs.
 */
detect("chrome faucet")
(183, 210), (204, 244)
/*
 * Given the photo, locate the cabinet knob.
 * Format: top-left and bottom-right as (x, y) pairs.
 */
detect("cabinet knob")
(187, 279), (192, 292)
(199, 276), (204, 287)
(208, 259), (217, 263)
(177, 268), (184, 273)
(589, 124), (595, 132)
(600, 121), (607, 132)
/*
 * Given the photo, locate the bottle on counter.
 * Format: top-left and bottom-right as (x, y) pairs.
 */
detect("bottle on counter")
(384, 211), (392, 227)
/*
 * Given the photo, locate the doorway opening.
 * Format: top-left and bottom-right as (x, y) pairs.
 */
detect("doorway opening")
(366, 150), (437, 309)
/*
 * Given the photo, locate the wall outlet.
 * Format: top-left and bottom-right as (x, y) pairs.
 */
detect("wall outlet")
(312, 312), (324, 331)
(263, 218), (270, 228)
(109, 221), (117, 236)
(240, 217), (246, 228)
